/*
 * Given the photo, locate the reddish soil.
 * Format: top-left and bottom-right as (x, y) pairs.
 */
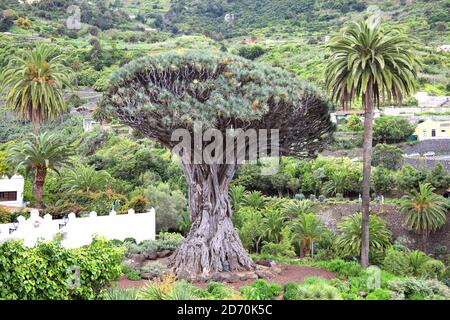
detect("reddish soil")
(115, 264), (335, 290)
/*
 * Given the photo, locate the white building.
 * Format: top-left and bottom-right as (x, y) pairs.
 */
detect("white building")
(0, 175), (25, 208)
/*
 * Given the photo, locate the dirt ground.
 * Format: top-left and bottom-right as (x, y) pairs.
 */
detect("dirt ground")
(115, 264), (336, 290)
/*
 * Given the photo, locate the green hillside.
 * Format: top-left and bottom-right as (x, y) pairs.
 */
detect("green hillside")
(0, 0), (449, 94)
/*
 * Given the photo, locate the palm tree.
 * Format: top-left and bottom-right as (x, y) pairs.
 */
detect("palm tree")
(400, 183), (447, 251)
(0, 45), (73, 135)
(243, 190), (267, 210)
(262, 208), (286, 243)
(229, 184), (246, 211)
(61, 165), (112, 193)
(284, 199), (317, 219)
(335, 212), (392, 259)
(7, 132), (73, 208)
(290, 213), (324, 257)
(326, 17), (420, 267)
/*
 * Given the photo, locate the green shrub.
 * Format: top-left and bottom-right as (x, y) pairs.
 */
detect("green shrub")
(408, 250), (431, 275)
(382, 248), (413, 276)
(388, 277), (450, 300)
(283, 282), (300, 300)
(126, 270), (142, 281)
(141, 262), (167, 276)
(125, 195), (149, 213)
(205, 281), (241, 300)
(313, 259), (364, 278)
(240, 280), (281, 300)
(0, 238), (124, 300)
(366, 288), (391, 300)
(105, 287), (139, 300)
(0, 207), (12, 223)
(288, 277), (342, 300)
(418, 260), (446, 280)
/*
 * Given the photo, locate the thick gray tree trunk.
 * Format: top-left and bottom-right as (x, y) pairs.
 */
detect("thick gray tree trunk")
(169, 163), (255, 276)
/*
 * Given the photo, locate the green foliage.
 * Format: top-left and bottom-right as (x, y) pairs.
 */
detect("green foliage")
(312, 259), (365, 278)
(139, 182), (186, 232)
(396, 165), (427, 192)
(290, 213), (324, 257)
(61, 165), (112, 193)
(373, 116), (416, 144)
(326, 18), (420, 110)
(0, 238), (124, 300)
(372, 167), (395, 195)
(388, 277), (450, 300)
(401, 183), (448, 235)
(124, 195), (149, 213)
(236, 207), (265, 253)
(237, 45), (266, 60)
(105, 287), (139, 300)
(0, 207), (12, 223)
(344, 114), (363, 132)
(240, 279), (281, 300)
(335, 213), (392, 259)
(0, 45), (73, 131)
(418, 260), (446, 280)
(425, 163), (450, 193)
(284, 277), (342, 300)
(382, 248), (413, 276)
(372, 144), (404, 170)
(366, 288), (391, 300)
(261, 226), (296, 258)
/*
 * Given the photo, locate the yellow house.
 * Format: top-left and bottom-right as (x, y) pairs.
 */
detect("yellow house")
(415, 119), (450, 141)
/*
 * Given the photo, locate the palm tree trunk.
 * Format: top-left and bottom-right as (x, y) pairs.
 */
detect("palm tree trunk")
(33, 167), (47, 209)
(32, 110), (41, 136)
(361, 86), (375, 268)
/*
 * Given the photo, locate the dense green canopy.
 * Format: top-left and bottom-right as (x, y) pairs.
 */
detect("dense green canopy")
(101, 50), (334, 158)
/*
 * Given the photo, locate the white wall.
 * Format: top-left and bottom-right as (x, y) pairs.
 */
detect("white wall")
(0, 175), (24, 207)
(0, 208), (156, 248)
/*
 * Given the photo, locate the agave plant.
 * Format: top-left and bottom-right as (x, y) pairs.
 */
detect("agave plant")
(335, 212), (392, 260)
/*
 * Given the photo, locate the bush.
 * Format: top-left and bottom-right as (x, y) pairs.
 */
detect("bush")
(284, 277), (342, 300)
(388, 277), (450, 300)
(141, 262), (167, 277)
(383, 248), (413, 276)
(105, 287), (139, 300)
(0, 238), (124, 299)
(206, 281), (241, 300)
(125, 195), (149, 213)
(240, 280), (281, 300)
(372, 144), (404, 170)
(0, 207), (12, 223)
(366, 288), (391, 300)
(313, 259), (365, 278)
(418, 260), (446, 280)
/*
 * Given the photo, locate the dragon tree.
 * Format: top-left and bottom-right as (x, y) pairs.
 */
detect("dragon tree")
(101, 51), (335, 276)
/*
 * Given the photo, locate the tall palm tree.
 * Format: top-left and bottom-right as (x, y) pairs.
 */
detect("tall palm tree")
(401, 183), (447, 252)
(7, 132), (73, 208)
(61, 165), (111, 193)
(326, 17), (420, 267)
(290, 213), (324, 257)
(0, 45), (73, 135)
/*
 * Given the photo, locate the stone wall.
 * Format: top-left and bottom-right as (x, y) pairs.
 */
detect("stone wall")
(317, 203), (449, 253)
